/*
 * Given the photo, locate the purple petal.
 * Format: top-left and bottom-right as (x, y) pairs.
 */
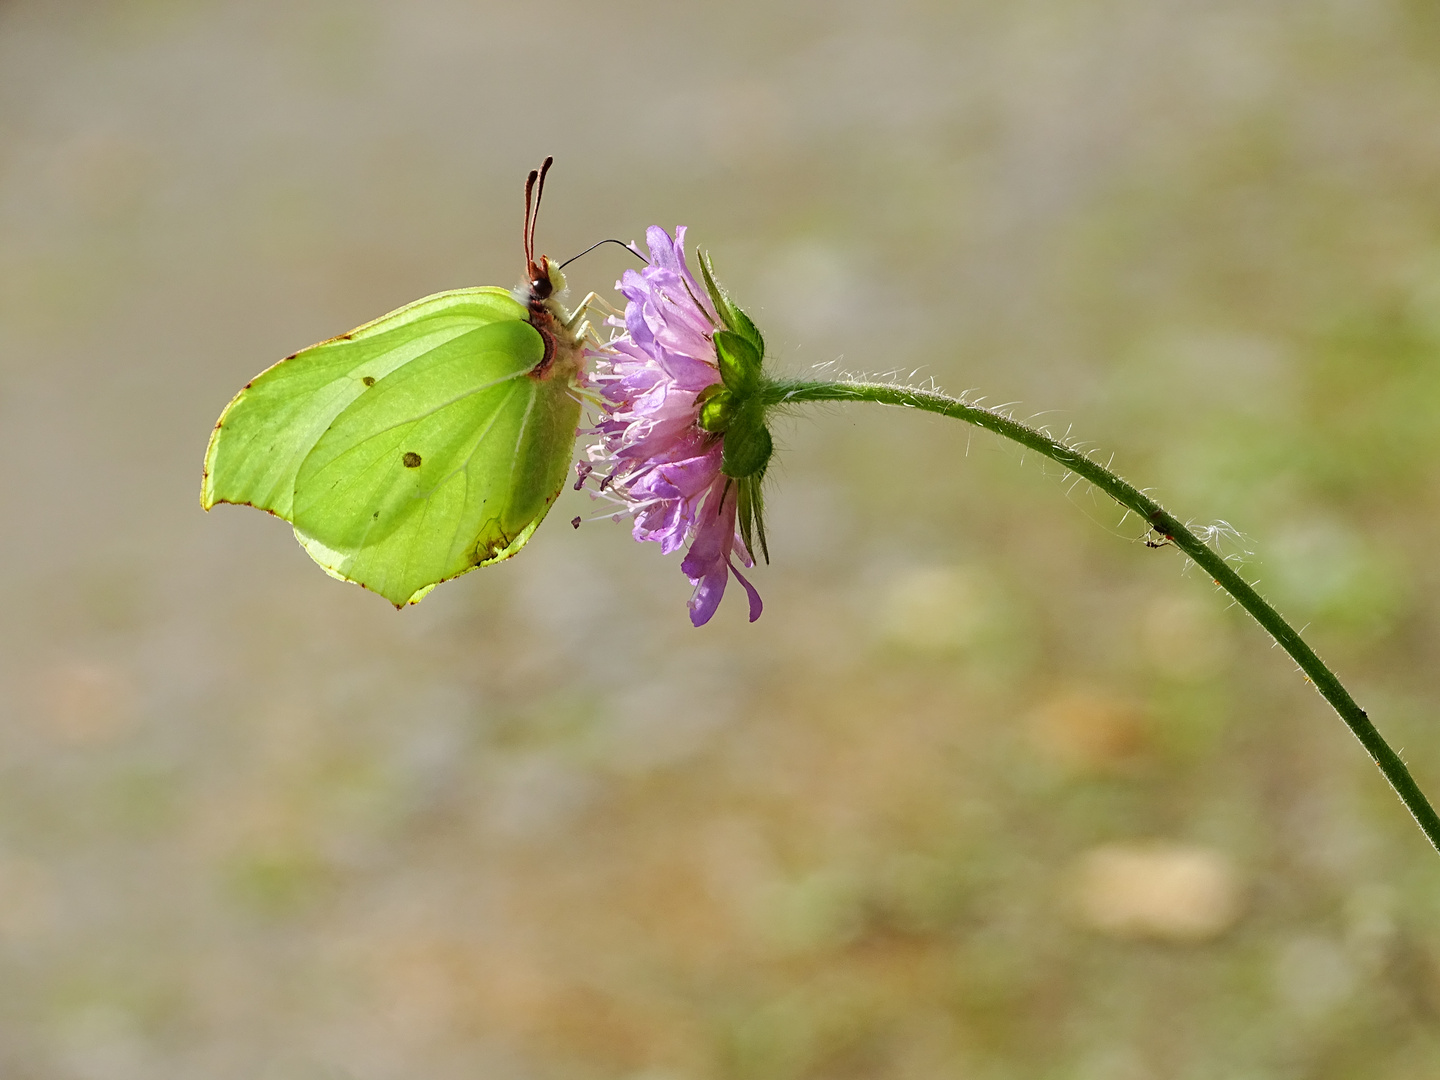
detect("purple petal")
(686, 566), (727, 627)
(582, 226), (761, 627)
(729, 560), (764, 622)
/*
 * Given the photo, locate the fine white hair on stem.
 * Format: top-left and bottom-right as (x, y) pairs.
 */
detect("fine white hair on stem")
(803, 367), (1266, 561)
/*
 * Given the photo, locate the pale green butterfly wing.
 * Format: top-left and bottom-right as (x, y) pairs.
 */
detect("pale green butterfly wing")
(290, 319), (581, 605)
(203, 288), (527, 517)
(203, 285), (583, 606)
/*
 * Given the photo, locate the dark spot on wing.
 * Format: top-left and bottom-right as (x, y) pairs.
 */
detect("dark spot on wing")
(362, 376), (375, 387)
(373, 511), (380, 520)
(571, 516), (581, 529)
(402, 452), (422, 468)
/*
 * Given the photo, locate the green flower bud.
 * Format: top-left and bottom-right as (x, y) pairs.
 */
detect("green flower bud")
(698, 384), (733, 433)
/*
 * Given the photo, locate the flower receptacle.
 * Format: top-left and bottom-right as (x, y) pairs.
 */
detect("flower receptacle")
(697, 249), (774, 564)
(719, 403), (772, 480)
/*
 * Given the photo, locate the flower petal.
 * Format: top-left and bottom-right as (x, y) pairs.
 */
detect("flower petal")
(582, 226), (761, 626)
(729, 560), (764, 622)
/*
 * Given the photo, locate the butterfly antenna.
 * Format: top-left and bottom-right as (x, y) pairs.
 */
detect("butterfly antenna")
(523, 166), (539, 271)
(558, 238), (650, 270)
(527, 156), (554, 277)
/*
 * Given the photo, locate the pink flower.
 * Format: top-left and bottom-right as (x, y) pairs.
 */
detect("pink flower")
(581, 226), (762, 626)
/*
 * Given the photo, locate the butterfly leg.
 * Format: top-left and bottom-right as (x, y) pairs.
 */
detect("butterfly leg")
(564, 292), (623, 331)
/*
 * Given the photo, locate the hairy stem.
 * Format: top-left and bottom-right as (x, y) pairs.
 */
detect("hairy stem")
(766, 377), (1440, 855)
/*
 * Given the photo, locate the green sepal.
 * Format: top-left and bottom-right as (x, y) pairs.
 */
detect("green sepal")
(736, 474), (769, 564)
(713, 330), (762, 396)
(720, 402), (773, 480)
(694, 247), (772, 565)
(698, 250), (765, 356)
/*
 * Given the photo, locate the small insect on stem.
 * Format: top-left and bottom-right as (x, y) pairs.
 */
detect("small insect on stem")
(1143, 509), (1174, 549)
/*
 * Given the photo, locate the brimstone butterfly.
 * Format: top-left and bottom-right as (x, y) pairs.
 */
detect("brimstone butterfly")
(202, 158), (595, 607)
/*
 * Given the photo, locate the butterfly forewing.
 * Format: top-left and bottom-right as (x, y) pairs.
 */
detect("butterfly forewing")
(202, 287), (528, 518)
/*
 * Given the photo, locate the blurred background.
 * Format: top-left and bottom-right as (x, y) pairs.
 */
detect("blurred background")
(4, 1), (1440, 1077)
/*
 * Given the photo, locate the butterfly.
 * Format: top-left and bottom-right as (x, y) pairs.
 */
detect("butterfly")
(202, 158), (596, 607)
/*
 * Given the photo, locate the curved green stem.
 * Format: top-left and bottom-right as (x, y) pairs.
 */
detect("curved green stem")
(766, 377), (1440, 856)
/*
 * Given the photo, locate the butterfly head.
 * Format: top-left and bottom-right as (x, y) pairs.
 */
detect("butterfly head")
(526, 254), (565, 304)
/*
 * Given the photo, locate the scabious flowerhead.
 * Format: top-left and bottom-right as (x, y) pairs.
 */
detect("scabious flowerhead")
(580, 226), (773, 627)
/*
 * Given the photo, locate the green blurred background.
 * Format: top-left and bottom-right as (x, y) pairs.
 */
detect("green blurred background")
(4, 1), (1440, 1077)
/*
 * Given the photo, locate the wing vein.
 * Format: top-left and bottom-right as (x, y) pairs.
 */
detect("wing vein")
(428, 380), (523, 571)
(504, 383), (541, 506)
(327, 363), (531, 449)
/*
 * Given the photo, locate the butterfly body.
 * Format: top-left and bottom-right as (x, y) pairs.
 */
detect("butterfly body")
(514, 255), (589, 384)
